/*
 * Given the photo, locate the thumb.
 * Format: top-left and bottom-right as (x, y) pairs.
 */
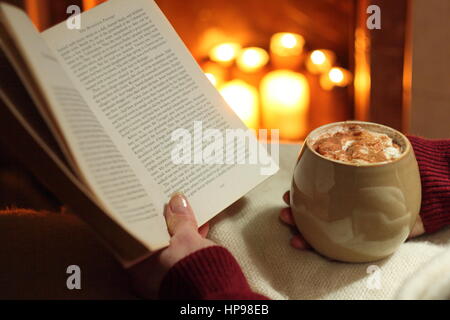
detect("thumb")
(165, 193), (198, 236)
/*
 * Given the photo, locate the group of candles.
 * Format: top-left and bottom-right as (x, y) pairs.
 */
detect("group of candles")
(203, 32), (352, 140)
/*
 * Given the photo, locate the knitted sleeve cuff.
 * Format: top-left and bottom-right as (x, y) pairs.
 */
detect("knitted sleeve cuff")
(158, 245), (267, 300)
(408, 136), (450, 233)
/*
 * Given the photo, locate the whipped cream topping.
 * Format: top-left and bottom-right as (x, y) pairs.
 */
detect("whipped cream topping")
(311, 125), (403, 164)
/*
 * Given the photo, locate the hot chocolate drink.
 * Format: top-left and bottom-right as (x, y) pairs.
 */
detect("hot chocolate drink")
(311, 124), (402, 164)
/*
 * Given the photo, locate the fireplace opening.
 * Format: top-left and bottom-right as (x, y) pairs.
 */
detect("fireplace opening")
(157, 0), (355, 141)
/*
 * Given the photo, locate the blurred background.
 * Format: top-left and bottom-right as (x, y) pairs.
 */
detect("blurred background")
(2, 0), (450, 142)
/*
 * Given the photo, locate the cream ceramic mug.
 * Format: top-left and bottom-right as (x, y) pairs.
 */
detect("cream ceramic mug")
(290, 121), (422, 262)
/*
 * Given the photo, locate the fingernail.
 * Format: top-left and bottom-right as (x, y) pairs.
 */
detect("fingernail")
(169, 193), (189, 214)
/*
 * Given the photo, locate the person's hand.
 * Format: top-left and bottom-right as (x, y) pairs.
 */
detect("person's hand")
(128, 193), (216, 298)
(279, 190), (425, 250)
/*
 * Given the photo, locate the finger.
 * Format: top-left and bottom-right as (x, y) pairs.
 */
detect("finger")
(283, 191), (290, 205)
(198, 223), (210, 238)
(290, 234), (312, 250)
(164, 193), (198, 236)
(408, 216), (425, 239)
(279, 207), (296, 226)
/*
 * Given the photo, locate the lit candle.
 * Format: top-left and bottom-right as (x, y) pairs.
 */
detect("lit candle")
(270, 33), (305, 56)
(209, 43), (241, 66)
(219, 80), (259, 130)
(320, 67), (352, 90)
(270, 32), (305, 69)
(306, 49), (336, 74)
(236, 47), (269, 73)
(260, 70), (310, 140)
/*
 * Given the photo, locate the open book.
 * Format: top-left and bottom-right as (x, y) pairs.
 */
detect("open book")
(0, 0), (276, 267)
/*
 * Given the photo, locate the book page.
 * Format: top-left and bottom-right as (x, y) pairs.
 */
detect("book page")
(42, 0), (276, 226)
(0, 3), (170, 252)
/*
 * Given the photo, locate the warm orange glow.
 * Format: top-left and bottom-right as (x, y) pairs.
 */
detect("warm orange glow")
(280, 34), (297, 49)
(82, 0), (107, 11)
(205, 73), (217, 86)
(24, 0), (49, 31)
(329, 68), (344, 83)
(306, 49), (335, 74)
(311, 50), (326, 64)
(260, 70), (310, 140)
(219, 80), (259, 129)
(270, 33), (305, 57)
(236, 47), (269, 73)
(354, 28), (371, 121)
(320, 67), (352, 90)
(201, 62), (226, 87)
(209, 43), (241, 66)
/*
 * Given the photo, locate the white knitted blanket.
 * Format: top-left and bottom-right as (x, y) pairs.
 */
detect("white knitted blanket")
(209, 143), (450, 300)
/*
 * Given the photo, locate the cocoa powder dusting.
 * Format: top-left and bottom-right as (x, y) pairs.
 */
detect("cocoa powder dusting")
(312, 125), (402, 164)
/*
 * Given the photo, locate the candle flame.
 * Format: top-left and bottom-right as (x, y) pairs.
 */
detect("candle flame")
(270, 33), (305, 57)
(329, 68), (344, 84)
(280, 34), (298, 49)
(306, 49), (335, 74)
(320, 67), (352, 90)
(310, 50), (326, 65)
(210, 43), (241, 64)
(236, 47), (269, 72)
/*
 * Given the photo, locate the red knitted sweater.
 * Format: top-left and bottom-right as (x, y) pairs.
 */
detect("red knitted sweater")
(159, 136), (450, 300)
(408, 136), (450, 232)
